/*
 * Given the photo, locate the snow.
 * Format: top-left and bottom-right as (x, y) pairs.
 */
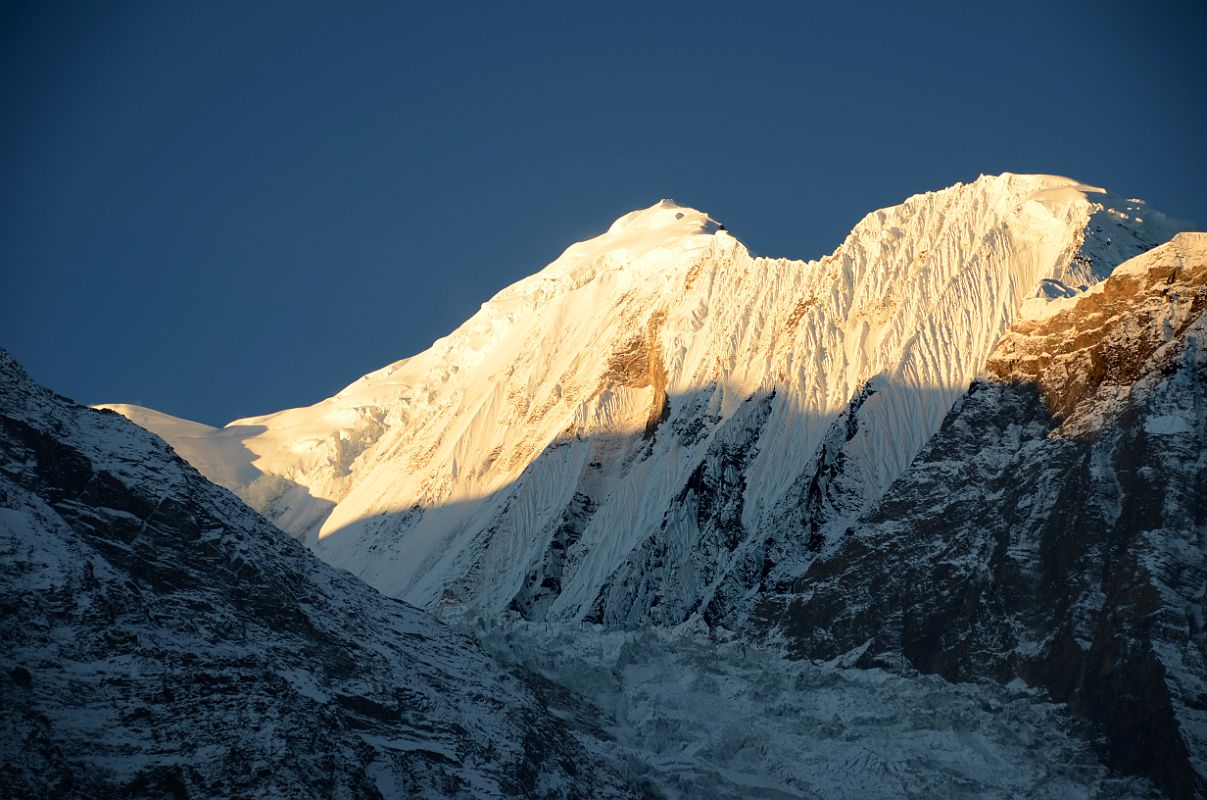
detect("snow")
(998, 232), (1207, 436)
(93, 403), (263, 489)
(1019, 201), (1193, 322)
(104, 174), (1190, 626)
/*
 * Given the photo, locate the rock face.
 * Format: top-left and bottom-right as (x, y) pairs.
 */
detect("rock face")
(103, 175), (1185, 630)
(760, 234), (1207, 798)
(0, 352), (635, 799)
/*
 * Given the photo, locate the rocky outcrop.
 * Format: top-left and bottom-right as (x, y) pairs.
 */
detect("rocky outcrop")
(760, 234), (1207, 798)
(990, 233), (1207, 429)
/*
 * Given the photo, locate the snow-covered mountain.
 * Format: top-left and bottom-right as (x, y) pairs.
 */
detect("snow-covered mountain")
(36, 173), (1206, 796)
(760, 233), (1207, 798)
(104, 174), (1186, 630)
(0, 352), (637, 799)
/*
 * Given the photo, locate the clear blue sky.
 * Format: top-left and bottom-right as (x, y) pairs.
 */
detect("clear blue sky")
(3, 0), (1204, 425)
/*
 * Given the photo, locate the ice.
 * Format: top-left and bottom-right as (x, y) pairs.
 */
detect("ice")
(465, 618), (1162, 800)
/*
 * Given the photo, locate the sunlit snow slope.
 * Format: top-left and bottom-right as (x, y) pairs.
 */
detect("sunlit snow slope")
(104, 174), (1187, 627)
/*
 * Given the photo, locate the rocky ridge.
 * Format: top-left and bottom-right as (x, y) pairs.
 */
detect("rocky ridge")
(0, 352), (636, 799)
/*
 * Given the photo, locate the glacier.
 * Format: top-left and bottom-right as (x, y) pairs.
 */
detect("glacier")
(465, 616), (1163, 800)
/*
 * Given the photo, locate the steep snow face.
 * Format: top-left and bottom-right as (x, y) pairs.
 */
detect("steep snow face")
(0, 352), (636, 799)
(106, 175), (1186, 626)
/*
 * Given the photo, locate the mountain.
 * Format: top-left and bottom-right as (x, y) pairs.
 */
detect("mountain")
(759, 233), (1207, 798)
(103, 174), (1186, 631)
(0, 352), (637, 799)
(2, 361), (1165, 800)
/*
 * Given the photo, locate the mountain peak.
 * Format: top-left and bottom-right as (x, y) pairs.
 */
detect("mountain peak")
(476, 199), (728, 319)
(598, 198), (723, 244)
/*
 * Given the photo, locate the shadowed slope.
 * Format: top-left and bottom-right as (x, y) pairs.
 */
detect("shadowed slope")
(0, 352), (637, 799)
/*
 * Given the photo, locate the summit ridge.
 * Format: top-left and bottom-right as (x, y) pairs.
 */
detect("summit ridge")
(103, 174), (1187, 628)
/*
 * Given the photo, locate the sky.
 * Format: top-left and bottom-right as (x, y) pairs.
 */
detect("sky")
(3, 0), (1205, 426)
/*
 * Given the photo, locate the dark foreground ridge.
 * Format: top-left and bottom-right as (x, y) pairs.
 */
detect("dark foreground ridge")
(0, 351), (637, 799)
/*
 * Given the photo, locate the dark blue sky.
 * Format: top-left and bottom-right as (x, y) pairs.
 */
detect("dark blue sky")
(4, 1), (1204, 425)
